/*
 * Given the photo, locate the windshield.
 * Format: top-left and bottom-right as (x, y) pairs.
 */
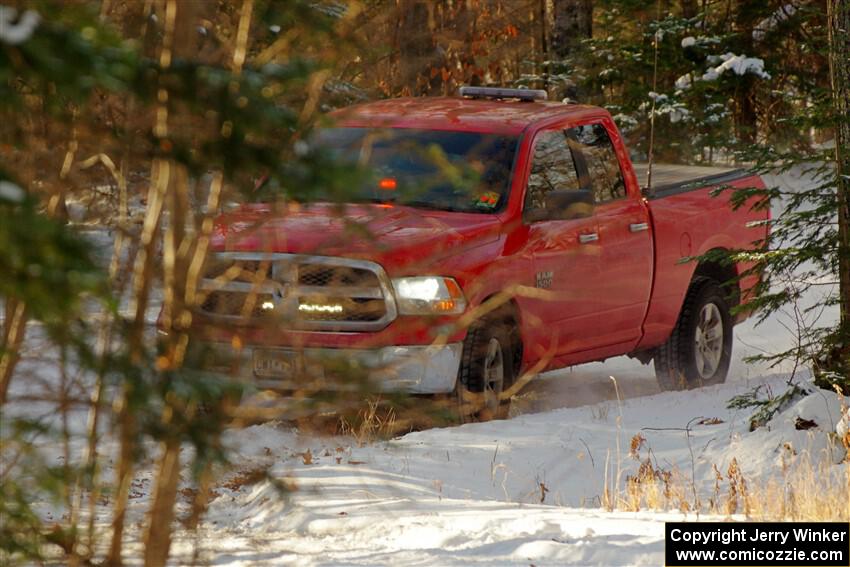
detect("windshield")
(313, 127), (518, 214)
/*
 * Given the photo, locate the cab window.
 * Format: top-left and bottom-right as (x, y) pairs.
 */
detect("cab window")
(568, 123), (626, 203)
(524, 130), (583, 219)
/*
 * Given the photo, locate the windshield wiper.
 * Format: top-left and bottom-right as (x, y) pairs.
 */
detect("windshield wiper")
(352, 196), (397, 205)
(351, 197), (477, 213)
(401, 200), (469, 213)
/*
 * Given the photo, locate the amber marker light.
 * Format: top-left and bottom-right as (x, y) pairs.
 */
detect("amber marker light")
(378, 177), (397, 190)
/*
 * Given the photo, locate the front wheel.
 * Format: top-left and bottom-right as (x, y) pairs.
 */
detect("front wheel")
(456, 315), (518, 421)
(654, 277), (733, 390)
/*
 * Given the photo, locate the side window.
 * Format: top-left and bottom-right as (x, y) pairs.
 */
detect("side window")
(569, 123), (626, 203)
(525, 130), (582, 217)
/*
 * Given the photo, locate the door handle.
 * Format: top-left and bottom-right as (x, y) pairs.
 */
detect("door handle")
(629, 222), (649, 232)
(579, 233), (599, 244)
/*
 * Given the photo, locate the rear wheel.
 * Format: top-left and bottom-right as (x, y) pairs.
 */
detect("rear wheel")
(654, 277), (733, 390)
(457, 315), (518, 421)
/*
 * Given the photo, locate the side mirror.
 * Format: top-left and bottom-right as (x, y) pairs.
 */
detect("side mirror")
(546, 190), (594, 218)
(526, 190), (594, 222)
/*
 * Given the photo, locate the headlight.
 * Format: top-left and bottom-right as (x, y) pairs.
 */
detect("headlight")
(391, 276), (467, 315)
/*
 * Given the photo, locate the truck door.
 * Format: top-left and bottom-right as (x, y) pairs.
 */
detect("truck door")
(568, 122), (653, 349)
(522, 128), (604, 355)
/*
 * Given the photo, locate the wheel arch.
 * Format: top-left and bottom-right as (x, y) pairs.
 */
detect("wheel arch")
(691, 248), (741, 309)
(476, 293), (524, 376)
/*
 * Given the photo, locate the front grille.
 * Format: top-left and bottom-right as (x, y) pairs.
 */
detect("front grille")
(204, 258), (270, 282)
(195, 253), (397, 331)
(201, 290), (273, 319)
(296, 296), (386, 322)
(298, 265), (379, 287)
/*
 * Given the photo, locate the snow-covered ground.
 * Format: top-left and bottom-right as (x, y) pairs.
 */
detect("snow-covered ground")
(4, 167), (848, 566)
(147, 373), (845, 566)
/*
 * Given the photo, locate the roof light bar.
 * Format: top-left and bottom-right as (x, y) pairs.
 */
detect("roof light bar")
(459, 86), (548, 102)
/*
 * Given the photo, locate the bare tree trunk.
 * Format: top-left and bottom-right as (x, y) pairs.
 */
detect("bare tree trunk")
(106, 0), (190, 560)
(551, 0), (592, 58)
(681, 0), (698, 18)
(141, 0), (201, 565)
(0, 131), (76, 405)
(106, 160), (167, 567)
(529, 0), (537, 82)
(550, 0), (592, 99)
(733, 0), (759, 144)
(0, 298), (27, 405)
(395, 0), (435, 95)
(827, 0), (850, 376)
(144, 0), (245, 562)
(539, 0), (550, 92)
(143, 436), (182, 567)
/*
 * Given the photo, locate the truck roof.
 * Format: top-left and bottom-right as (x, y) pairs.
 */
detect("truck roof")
(329, 97), (603, 135)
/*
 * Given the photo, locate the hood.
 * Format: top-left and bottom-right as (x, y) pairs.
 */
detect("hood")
(211, 203), (503, 274)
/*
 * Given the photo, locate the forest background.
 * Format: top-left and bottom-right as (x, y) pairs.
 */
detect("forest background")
(1, 0), (848, 565)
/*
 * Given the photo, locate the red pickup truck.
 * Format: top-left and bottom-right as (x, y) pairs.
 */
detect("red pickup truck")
(189, 87), (769, 416)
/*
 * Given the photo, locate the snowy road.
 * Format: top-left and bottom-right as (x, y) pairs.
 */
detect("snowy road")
(146, 371), (845, 566)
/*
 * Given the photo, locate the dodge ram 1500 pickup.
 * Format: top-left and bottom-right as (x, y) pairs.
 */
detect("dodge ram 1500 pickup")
(187, 86), (769, 416)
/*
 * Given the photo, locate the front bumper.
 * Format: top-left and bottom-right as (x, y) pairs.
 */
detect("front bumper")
(186, 340), (462, 395)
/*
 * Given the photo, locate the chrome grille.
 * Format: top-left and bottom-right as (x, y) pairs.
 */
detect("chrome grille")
(200, 290), (274, 319)
(296, 296), (387, 321)
(298, 264), (379, 287)
(196, 253), (397, 331)
(204, 258), (268, 281)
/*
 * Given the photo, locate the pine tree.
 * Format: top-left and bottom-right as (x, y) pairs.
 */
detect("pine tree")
(822, 0), (850, 386)
(1, 1), (360, 563)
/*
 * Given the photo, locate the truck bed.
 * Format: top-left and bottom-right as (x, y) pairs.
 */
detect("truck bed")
(632, 163), (747, 197)
(633, 168), (769, 351)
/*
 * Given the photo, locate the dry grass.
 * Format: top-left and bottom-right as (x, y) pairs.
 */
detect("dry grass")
(603, 382), (850, 521)
(219, 466), (269, 492)
(743, 455), (850, 521)
(611, 432), (849, 521)
(337, 398), (401, 446)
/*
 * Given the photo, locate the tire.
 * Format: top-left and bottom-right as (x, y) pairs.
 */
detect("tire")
(456, 315), (518, 421)
(654, 277), (733, 391)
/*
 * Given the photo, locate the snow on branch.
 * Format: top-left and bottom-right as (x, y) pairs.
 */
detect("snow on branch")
(675, 53), (771, 91)
(707, 53), (771, 80)
(0, 7), (40, 46)
(753, 3), (799, 43)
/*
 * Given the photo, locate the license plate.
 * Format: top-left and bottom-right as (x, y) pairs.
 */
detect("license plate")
(253, 349), (298, 378)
